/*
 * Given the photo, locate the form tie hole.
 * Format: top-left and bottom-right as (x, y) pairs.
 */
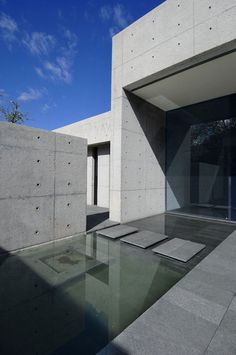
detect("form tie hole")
(35, 230), (39, 235)
(67, 224), (71, 229)
(68, 162), (71, 165)
(37, 159), (40, 163)
(36, 183), (41, 187)
(67, 203), (71, 207)
(36, 206), (40, 211)
(68, 141), (71, 144)
(209, 27), (212, 30)
(68, 182), (71, 186)
(37, 136), (40, 140)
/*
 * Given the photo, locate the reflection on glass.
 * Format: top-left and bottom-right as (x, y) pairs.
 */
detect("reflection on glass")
(166, 94), (236, 221)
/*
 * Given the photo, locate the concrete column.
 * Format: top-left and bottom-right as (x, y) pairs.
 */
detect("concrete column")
(87, 147), (95, 205)
(110, 91), (165, 223)
(97, 144), (110, 208)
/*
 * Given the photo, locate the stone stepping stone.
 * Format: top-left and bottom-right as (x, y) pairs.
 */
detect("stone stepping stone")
(97, 225), (138, 239)
(121, 230), (168, 249)
(152, 238), (205, 262)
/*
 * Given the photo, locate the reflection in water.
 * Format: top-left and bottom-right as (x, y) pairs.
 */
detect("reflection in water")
(0, 234), (186, 355)
(166, 94), (236, 221)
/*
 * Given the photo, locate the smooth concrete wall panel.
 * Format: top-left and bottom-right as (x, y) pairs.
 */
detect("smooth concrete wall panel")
(0, 121), (55, 150)
(55, 151), (86, 195)
(0, 146), (54, 199)
(0, 196), (54, 251)
(87, 147), (95, 205)
(54, 111), (111, 146)
(110, 93), (165, 223)
(112, 32), (123, 69)
(122, 28), (195, 88)
(194, 0), (236, 25)
(97, 144), (110, 208)
(194, 6), (236, 54)
(54, 194), (86, 239)
(0, 122), (87, 252)
(111, 0), (236, 90)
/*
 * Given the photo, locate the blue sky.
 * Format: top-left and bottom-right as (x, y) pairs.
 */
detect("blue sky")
(0, 0), (165, 130)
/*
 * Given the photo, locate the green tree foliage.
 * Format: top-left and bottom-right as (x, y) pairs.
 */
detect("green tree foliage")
(0, 99), (28, 124)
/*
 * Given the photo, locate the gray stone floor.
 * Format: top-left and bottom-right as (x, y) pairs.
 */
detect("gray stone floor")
(97, 225), (138, 239)
(86, 205), (119, 232)
(152, 238), (205, 262)
(121, 230), (168, 249)
(127, 213), (235, 270)
(98, 226), (236, 355)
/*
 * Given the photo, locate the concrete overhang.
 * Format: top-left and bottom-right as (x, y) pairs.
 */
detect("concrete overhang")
(132, 51), (236, 111)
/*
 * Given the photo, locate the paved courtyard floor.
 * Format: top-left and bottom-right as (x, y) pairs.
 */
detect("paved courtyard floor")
(98, 215), (236, 355)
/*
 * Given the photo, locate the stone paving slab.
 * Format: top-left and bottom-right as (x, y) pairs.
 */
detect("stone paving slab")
(152, 238), (206, 262)
(120, 230), (168, 248)
(97, 225), (138, 239)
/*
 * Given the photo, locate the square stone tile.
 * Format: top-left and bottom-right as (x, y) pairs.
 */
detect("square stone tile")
(120, 230), (168, 248)
(131, 299), (217, 353)
(164, 286), (226, 325)
(97, 225), (138, 239)
(152, 238), (205, 262)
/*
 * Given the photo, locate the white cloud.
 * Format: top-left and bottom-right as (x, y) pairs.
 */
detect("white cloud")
(0, 12), (18, 44)
(41, 103), (50, 113)
(41, 102), (57, 113)
(17, 88), (46, 102)
(113, 4), (130, 29)
(99, 4), (132, 37)
(38, 57), (71, 83)
(63, 29), (78, 55)
(99, 5), (112, 21)
(35, 30), (78, 84)
(22, 32), (56, 55)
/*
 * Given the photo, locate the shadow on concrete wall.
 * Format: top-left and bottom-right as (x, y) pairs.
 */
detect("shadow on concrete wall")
(125, 90), (166, 175)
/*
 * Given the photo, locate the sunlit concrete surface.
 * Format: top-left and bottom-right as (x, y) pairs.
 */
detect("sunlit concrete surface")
(0, 122), (87, 252)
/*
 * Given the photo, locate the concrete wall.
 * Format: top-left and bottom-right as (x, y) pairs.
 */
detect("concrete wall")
(97, 144), (110, 208)
(0, 122), (87, 252)
(112, 0), (236, 90)
(110, 0), (236, 222)
(55, 113), (111, 208)
(110, 92), (165, 222)
(54, 111), (111, 146)
(87, 144), (110, 208)
(87, 147), (95, 205)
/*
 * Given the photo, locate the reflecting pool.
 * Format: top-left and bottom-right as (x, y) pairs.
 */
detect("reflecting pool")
(0, 233), (187, 355)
